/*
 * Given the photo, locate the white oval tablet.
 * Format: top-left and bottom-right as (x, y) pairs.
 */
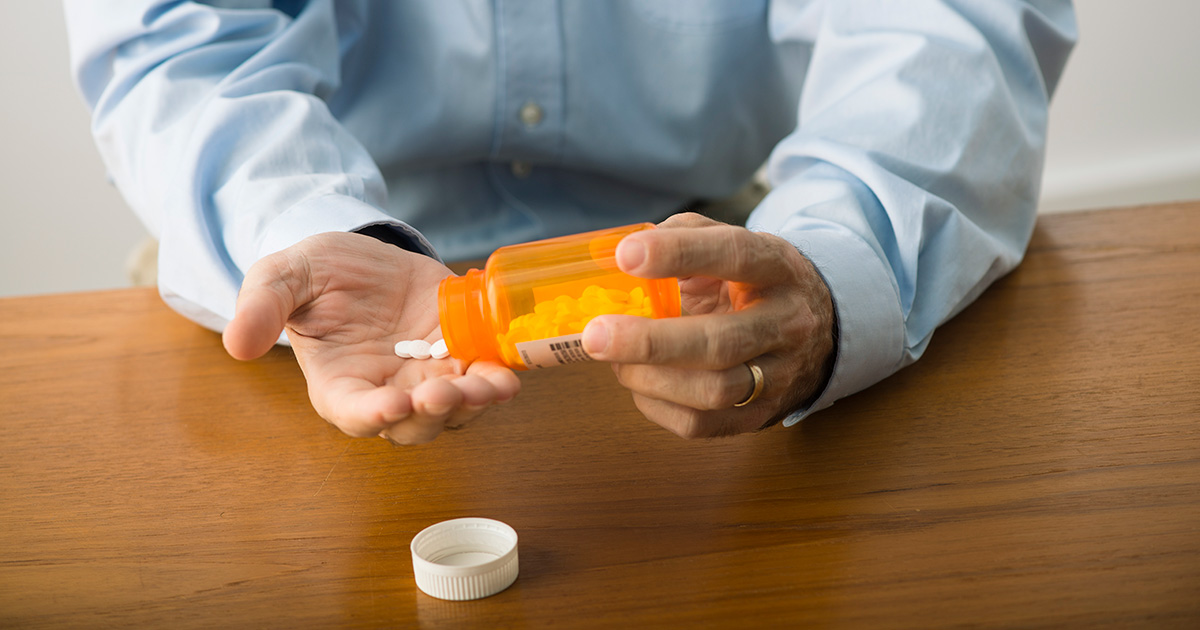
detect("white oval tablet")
(431, 338), (450, 359)
(394, 340), (412, 358)
(408, 339), (432, 360)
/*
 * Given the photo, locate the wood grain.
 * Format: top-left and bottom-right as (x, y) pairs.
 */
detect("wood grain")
(1, 202), (1198, 628)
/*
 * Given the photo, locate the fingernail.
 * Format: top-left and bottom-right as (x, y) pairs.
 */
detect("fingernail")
(582, 319), (609, 356)
(616, 238), (646, 271)
(423, 403), (453, 417)
(382, 410), (410, 423)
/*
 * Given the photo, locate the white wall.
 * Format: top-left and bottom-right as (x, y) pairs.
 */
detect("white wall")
(0, 2), (148, 298)
(1040, 0), (1200, 212)
(1, 1), (1198, 297)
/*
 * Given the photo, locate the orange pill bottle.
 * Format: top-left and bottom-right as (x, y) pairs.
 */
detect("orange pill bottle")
(438, 223), (681, 369)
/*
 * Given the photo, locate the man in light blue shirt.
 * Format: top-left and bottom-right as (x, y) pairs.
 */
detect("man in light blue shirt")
(64, 1), (1076, 444)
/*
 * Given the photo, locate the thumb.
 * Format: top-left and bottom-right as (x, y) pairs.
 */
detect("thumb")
(222, 250), (308, 360)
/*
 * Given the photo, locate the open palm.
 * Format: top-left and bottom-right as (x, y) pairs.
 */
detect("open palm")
(224, 232), (520, 444)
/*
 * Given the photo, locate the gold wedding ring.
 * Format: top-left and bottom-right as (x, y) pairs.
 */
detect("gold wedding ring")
(733, 360), (764, 408)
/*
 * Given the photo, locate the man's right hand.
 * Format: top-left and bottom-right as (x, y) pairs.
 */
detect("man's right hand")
(223, 232), (521, 444)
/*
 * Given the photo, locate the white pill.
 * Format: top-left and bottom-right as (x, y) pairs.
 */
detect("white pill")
(431, 338), (450, 359)
(408, 339), (432, 360)
(394, 340), (412, 358)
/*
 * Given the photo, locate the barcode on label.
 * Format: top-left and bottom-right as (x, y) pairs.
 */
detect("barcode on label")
(550, 338), (588, 364)
(514, 334), (593, 369)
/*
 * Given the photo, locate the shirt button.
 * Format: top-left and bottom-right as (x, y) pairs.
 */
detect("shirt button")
(519, 102), (544, 127)
(511, 161), (533, 178)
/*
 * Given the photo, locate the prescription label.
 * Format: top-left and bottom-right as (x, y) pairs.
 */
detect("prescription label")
(515, 334), (593, 369)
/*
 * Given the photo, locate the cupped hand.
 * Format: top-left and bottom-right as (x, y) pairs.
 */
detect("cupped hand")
(581, 213), (835, 438)
(223, 232), (520, 444)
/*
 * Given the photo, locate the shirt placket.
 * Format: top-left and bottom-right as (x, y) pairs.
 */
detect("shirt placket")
(492, 0), (564, 179)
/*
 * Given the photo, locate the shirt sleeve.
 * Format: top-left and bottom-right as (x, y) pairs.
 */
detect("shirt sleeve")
(63, 0), (434, 333)
(752, 0), (1077, 425)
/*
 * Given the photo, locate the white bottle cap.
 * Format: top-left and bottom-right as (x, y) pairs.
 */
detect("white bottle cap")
(410, 518), (519, 601)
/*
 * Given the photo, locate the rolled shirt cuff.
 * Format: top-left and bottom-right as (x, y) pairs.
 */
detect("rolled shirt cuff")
(258, 193), (439, 261)
(747, 186), (906, 426)
(776, 225), (905, 425)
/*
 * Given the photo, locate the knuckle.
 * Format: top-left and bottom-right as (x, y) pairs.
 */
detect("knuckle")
(674, 411), (710, 440)
(631, 394), (706, 440)
(271, 247), (314, 305)
(659, 211), (715, 230)
(774, 285), (829, 348)
(676, 411), (745, 439)
(695, 384), (724, 412)
(696, 370), (737, 410)
(696, 393), (722, 412)
(750, 232), (778, 276)
(786, 309), (818, 340)
(726, 227), (760, 278)
(639, 328), (660, 364)
(727, 230), (751, 277)
(666, 238), (698, 276)
(674, 211), (709, 226)
(704, 318), (750, 367)
(617, 318), (655, 363)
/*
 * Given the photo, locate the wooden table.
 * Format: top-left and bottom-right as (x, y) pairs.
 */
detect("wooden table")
(2, 203), (1198, 628)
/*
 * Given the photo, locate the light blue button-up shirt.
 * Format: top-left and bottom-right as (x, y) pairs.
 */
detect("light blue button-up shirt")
(64, 1), (1076, 423)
